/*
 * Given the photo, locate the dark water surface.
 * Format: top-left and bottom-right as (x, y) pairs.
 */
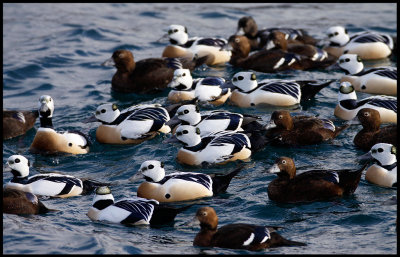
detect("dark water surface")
(3, 3), (397, 254)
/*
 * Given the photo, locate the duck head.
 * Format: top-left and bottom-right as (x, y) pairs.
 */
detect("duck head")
(337, 54), (364, 75)
(231, 71), (258, 92)
(4, 155), (30, 179)
(175, 125), (202, 147)
(129, 160), (166, 183)
(84, 103), (120, 124)
(175, 104), (201, 125)
(265, 110), (294, 130)
(236, 16), (258, 38)
(195, 206), (219, 230)
(267, 156), (297, 179)
(102, 50), (135, 73)
(91, 186), (115, 210)
(38, 95), (54, 118)
(166, 24), (189, 45)
(168, 68), (193, 90)
(326, 26), (350, 47)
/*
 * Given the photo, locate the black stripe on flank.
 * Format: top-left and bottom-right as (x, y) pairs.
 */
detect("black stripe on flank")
(200, 77), (225, 86)
(196, 38), (227, 47)
(158, 173), (212, 191)
(260, 82), (300, 99)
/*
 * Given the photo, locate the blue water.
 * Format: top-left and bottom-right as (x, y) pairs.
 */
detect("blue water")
(3, 3), (397, 254)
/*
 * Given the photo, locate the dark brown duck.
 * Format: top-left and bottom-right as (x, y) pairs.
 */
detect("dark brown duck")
(3, 109), (38, 140)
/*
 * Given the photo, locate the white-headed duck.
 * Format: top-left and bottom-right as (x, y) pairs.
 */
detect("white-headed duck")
(29, 95), (90, 155)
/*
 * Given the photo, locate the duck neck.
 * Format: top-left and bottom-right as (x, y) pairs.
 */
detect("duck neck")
(40, 116), (53, 128)
(380, 162), (397, 171)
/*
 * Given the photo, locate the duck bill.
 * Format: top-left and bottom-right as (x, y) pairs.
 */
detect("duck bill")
(164, 115), (181, 128)
(128, 172), (143, 182)
(358, 151), (373, 162)
(235, 27), (245, 36)
(3, 165), (12, 172)
(220, 80), (235, 90)
(157, 33), (169, 43)
(101, 57), (115, 67)
(264, 120), (277, 130)
(185, 216), (201, 227)
(266, 163), (280, 173)
(163, 134), (181, 144)
(220, 43), (233, 52)
(83, 115), (98, 123)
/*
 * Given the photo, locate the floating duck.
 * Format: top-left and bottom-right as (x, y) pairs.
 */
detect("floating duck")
(323, 26), (393, 59)
(230, 71), (333, 107)
(166, 104), (261, 137)
(4, 155), (109, 198)
(264, 110), (349, 146)
(29, 95), (90, 155)
(264, 30), (337, 70)
(84, 103), (171, 144)
(174, 125), (252, 166)
(360, 143), (397, 188)
(334, 82), (397, 123)
(3, 109), (38, 140)
(267, 156), (367, 203)
(193, 206), (306, 250)
(337, 53), (396, 95)
(102, 49), (207, 94)
(160, 24), (231, 66)
(353, 108), (397, 151)
(87, 186), (190, 226)
(129, 160), (243, 202)
(235, 16), (317, 51)
(3, 188), (53, 215)
(167, 68), (231, 106)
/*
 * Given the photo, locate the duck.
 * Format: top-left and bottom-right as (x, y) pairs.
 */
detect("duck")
(193, 206), (306, 251)
(360, 143), (397, 188)
(3, 109), (38, 140)
(265, 30), (337, 68)
(167, 68), (231, 106)
(87, 186), (190, 226)
(235, 16), (317, 51)
(229, 71), (334, 107)
(226, 35), (303, 73)
(29, 95), (90, 155)
(128, 160), (243, 202)
(353, 108), (397, 151)
(3, 188), (52, 215)
(102, 49), (207, 94)
(4, 155), (109, 198)
(84, 103), (171, 144)
(322, 26), (393, 60)
(267, 156), (368, 203)
(334, 81), (397, 123)
(264, 110), (349, 146)
(174, 125), (252, 166)
(160, 24), (231, 66)
(166, 104), (261, 137)
(337, 53), (396, 95)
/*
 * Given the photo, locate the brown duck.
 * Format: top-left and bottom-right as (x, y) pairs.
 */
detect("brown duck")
(3, 109), (38, 140)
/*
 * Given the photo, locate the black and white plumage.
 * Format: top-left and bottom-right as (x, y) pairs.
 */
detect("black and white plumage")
(84, 103), (171, 143)
(337, 53), (397, 95)
(334, 82), (397, 123)
(360, 143), (397, 188)
(323, 26), (393, 60)
(230, 72), (333, 107)
(4, 155), (107, 198)
(129, 160), (243, 202)
(167, 104), (249, 137)
(175, 125), (252, 166)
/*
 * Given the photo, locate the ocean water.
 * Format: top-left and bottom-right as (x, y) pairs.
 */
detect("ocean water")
(2, 3), (397, 254)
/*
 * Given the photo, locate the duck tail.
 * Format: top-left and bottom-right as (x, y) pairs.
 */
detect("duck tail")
(212, 165), (245, 195)
(269, 232), (307, 247)
(150, 204), (193, 226)
(81, 179), (112, 195)
(333, 123), (350, 138)
(338, 163), (368, 195)
(299, 79), (335, 101)
(246, 129), (271, 152)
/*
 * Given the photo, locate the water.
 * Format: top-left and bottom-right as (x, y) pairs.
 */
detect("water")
(3, 3), (397, 254)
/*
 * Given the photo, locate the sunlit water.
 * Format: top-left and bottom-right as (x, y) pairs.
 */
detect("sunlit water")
(3, 3), (397, 254)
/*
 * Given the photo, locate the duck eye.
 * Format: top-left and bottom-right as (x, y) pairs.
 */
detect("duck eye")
(174, 29), (178, 33)
(101, 109), (106, 113)
(68, 143), (73, 147)
(15, 158), (20, 163)
(278, 115), (283, 119)
(345, 58), (350, 62)
(238, 76), (244, 81)
(281, 160), (286, 164)
(378, 148), (383, 153)
(235, 38), (240, 43)
(183, 130), (188, 134)
(202, 212), (207, 216)
(182, 73), (186, 76)
(184, 110), (189, 114)
(364, 112), (369, 116)
(148, 164), (154, 169)
(334, 32), (339, 36)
